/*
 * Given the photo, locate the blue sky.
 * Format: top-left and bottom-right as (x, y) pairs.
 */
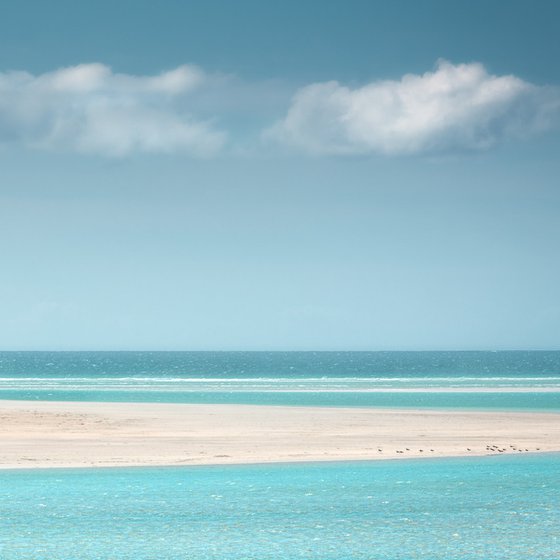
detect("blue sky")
(0, 0), (559, 350)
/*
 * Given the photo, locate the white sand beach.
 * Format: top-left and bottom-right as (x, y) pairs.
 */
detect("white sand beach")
(1, 400), (559, 469)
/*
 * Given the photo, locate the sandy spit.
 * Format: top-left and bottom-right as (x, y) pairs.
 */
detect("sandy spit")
(0, 400), (559, 469)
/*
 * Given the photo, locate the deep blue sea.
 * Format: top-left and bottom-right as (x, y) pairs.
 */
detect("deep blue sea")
(0, 351), (559, 410)
(1, 454), (559, 559)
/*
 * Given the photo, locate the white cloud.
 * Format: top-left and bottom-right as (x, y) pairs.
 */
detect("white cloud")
(0, 64), (226, 156)
(1, 60), (558, 158)
(267, 60), (559, 155)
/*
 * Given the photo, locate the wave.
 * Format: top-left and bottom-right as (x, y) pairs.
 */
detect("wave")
(0, 374), (559, 393)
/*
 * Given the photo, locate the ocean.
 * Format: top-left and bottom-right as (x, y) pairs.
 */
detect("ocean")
(0, 351), (559, 410)
(1, 454), (559, 559)
(1, 351), (559, 559)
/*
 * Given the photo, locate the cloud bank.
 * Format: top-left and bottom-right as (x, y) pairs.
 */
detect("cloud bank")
(0, 60), (557, 157)
(0, 64), (226, 156)
(268, 60), (558, 155)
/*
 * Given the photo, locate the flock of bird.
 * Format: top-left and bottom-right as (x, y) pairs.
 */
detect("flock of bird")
(484, 444), (540, 453)
(370, 445), (542, 455)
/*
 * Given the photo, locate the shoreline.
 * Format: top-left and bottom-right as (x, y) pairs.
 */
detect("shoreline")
(1, 400), (559, 470)
(2, 451), (559, 473)
(1, 387), (560, 393)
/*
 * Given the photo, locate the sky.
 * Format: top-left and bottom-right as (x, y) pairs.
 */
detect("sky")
(0, 0), (559, 350)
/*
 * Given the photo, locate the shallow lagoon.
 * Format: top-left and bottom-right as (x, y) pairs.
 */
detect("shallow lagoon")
(1, 454), (559, 559)
(1, 388), (559, 411)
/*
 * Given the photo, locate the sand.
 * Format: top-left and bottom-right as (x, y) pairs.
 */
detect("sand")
(0, 400), (559, 469)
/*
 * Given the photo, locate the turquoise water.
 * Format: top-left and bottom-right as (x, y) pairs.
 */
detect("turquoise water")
(2, 351), (560, 380)
(1, 388), (559, 411)
(2, 354), (559, 558)
(1, 454), (559, 559)
(0, 351), (559, 410)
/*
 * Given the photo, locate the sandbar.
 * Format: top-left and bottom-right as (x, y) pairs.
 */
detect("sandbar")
(0, 400), (559, 469)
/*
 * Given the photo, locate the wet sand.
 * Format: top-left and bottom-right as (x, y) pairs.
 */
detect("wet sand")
(1, 400), (559, 469)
